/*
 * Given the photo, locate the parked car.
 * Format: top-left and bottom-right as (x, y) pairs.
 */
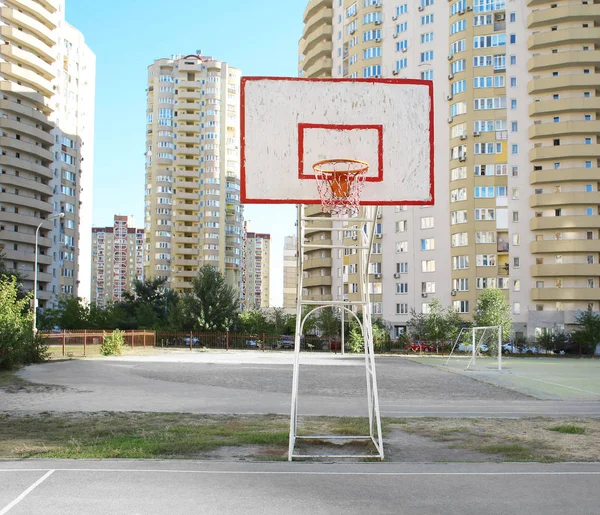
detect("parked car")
(329, 338), (342, 351)
(184, 336), (199, 346)
(246, 339), (261, 349)
(277, 336), (295, 349)
(410, 342), (436, 353)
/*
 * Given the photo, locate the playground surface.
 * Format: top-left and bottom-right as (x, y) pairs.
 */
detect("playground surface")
(407, 355), (600, 401)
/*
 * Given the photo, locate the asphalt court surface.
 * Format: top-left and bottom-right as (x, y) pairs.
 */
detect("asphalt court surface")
(2, 353), (599, 417)
(1, 461), (599, 515)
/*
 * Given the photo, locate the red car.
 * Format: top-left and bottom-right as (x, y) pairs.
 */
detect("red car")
(409, 342), (436, 353)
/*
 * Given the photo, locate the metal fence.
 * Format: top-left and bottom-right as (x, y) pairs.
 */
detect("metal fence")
(40, 330), (156, 358)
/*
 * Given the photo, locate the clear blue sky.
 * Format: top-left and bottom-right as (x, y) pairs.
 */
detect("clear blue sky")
(65, 0), (305, 306)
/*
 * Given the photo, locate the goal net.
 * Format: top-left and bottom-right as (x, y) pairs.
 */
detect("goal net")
(444, 326), (503, 371)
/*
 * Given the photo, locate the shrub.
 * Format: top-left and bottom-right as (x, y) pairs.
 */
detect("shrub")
(0, 275), (44, 370)
(101, 329), (125, 356)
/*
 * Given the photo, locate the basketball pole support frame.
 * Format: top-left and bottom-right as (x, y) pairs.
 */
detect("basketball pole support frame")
(288, 204), (384, 461)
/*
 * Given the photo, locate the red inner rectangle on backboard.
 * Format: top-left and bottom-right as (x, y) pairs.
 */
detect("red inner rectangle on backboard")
(298, 123), (384, 182)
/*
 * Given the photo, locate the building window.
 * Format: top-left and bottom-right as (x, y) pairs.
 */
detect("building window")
(453, 300), (469, 314)
(513, 302), (520, 315)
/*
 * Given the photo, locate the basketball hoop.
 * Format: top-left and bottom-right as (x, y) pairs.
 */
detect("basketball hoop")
(313, 159), (369, 216)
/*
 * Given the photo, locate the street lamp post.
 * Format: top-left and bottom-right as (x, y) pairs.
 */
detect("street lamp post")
(33, 212), (64, 336)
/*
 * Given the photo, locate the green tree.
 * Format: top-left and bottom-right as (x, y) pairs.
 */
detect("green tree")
(239, 308), (269, 336)
(0, 250), (26, 299)
(268, 307), (289, 334)
(121, 277), (177, 329)
(407, 309), (428, 341)
(572, 310), (600, 354)
(474, 288), (513, 348)
(180, 266), (238, 331)
(41, 296), (90, 330)
(317, 307), (340, 339)
(0, 276), (46, 370)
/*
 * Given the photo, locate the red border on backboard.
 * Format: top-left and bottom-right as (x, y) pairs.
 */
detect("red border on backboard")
(240, 76), (435, 206)
(298, 123), (384, 182)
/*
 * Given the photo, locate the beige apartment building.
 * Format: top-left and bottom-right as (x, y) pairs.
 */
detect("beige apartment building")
(300, 0), (600, 338)
(0, 0), (95, 308)
(283, 235), (298, 313)
(90, 216), (144, 308)
(244, 232), (270, 309)
(144, 52), (244, 305)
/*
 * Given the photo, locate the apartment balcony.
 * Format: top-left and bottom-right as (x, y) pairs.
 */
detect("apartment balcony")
(303, 275), (332, 288)
(178, 101), (202, 110)
(302, 7), (334, 41)
(303, 257), (332, 270)
(529, 97), (600, 117)
(529, 144), (600, 162)
(531, 264), (600, 277)
(527, 4), (600, 28)
(174, 248), (197, 256)
(303, 0), (332, 24)
(303, 57), (333, 79)
(531, 215), (600, 231)
(174, 180), (200, 189)
(0, 192), (52, 213)
(173, 213), (198, 223)
(529, 121), (600, 139)
(528, 51), (600, 73)
(176, 146), (200, 157)
(530, 167), (600, 184)
(177, 112), (201, 122)
(177, 91), (199, 100)
(528, 27), (600, 51)
(299, 24), (333, 58)
(173, 169), (200, 179)
(0, 7), (56, 45)
(178, 80), (201, 89)
(529, 191), (600, 208)
(176, 158), (199, 167)
(0, 136), (53, 162)
(175, 191), (199, 201)
(0, 62), (53, 98)
(0, 229), (51, 248)
(174, 270), (197, 278)
(173, 258), (199, 267)
(177, 123), (201, 133)
(0, 99), (52, 130)
(171, 280), (194, 290)
(173, 236), (199, 245)
(530, 240), (600, 254)
(1, 44), (55, 81)
(175, 136), (200, 145)
(531, 288), (599, 302)
(2, 249), (51, 266)
(0, 174), (53, 196)
(528, 74), (600, 95)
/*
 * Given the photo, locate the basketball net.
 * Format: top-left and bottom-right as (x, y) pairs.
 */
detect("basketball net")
(313, 159), (369, 216)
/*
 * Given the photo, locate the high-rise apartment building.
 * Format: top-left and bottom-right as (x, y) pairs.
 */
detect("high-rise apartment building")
(283, 235), (298, 313)
(90, 216), (144, 308)
(144, 52), (244, 304)
(0, 0), (95, 308)
(300, 0), (600, 338)
(244, 232), (270, 309)
(51, 19), (95, 300)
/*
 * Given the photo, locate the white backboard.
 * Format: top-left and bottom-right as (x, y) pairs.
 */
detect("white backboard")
(241, 77), (434, 206)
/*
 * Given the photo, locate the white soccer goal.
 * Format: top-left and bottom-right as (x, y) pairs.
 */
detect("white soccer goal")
(444, 326), (503, 371)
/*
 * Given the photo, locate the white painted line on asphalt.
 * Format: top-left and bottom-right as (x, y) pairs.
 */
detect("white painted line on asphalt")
(509, 374), (600, 396)
(382, 411), (600, 416)
(0, 468), (599, 477)
(0, 469), (54, 515)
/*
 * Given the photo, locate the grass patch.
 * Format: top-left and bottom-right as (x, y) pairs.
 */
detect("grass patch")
(475, 443), (544, 462)
(547, 425), (587, 435)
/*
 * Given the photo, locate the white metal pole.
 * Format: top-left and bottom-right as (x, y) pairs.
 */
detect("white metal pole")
(341, 305), (345, 356)
(472, 327), (476, 366)
(498, 326), (502, 371)
(32, 221), (42, 337)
